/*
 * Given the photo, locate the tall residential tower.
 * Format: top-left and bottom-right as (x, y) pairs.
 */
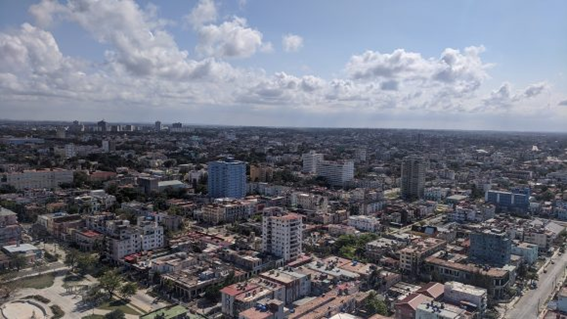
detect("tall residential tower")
(401, 155), (425, 200)
(207, 159), (247, 199)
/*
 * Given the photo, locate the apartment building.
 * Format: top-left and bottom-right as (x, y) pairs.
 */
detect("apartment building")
(262, 208), (303, 262)
(250, 165), (274, 183)
(208, 159), (247, 199)
(302, 151), (324, 174)
(317, 160), (355, 187)
(290, 192), (328, 212)
(1, 168), (73, 190)
(348, 215), (381, 233)
(0, 207), (20, 246)
(469, 229), (511, 267)
(444, 281), (487, 314)
(400, 238), (446, 275)
(202, 198), (256, 224)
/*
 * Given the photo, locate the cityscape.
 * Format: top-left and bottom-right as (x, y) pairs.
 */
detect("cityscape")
(1, 1), (567, 319)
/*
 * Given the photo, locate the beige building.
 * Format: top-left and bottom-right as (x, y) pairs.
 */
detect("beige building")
(250, 165), (274, 182)
(1, 168), (73, 190)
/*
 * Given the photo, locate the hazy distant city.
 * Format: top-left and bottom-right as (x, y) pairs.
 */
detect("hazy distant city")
(1, 1), (567, 319)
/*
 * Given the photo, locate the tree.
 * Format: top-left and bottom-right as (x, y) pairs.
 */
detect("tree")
(104, 309), (126, 319)
(76, 253), (97, 275)
(64, 249), (80, 270)
(11, 253), (27, 271)
(366, 291), (388, 316)
(119, 282), (138, 300)
(99, 270), (122, 298)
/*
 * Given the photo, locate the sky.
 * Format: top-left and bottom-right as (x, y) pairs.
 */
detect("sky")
(0, 0), (566, 131)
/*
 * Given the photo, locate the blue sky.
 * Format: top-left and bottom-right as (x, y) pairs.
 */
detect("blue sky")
(0, 0), (566, 131)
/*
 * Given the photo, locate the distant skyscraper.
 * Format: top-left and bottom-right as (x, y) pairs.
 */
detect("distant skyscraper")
(207, 159), (247, 199)
(97, 120), (107, 132)
(302, 151), (324, 173)
(171, 122), (182, 128)
(401, 155), (425, 200)
(155, 121), (162, 132)
(262, 207), (303, 262)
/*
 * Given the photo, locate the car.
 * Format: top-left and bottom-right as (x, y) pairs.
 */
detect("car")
(552, 261), (555, 264)
(544, 269), (548, 273)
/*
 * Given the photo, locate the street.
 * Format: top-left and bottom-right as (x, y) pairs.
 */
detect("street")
(505, 251), (567, 319)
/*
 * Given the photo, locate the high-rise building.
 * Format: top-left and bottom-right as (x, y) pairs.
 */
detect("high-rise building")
(102, 140), (116, 153)
(317, 160), (354, 186)
(171, 122), (183, 128)
(97, 120), (107, 132)
(207, 159), (247, 199)
(155, 121), (162, 132)
(262, 207), (303, 262)
(469, 229), (511, 267)
(302, 151), (324, 174)
(401, 155), (425, 200)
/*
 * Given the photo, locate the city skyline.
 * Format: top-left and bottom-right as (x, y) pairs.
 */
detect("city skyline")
(1, 0), (566, 131)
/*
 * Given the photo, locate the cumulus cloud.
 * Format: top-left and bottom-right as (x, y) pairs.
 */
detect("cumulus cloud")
(196, 17), (266, 58)
(0, 1), (562, 127)
(282, 34), (303, 52)
(346, 46), (489, 95)
(523, 82), (547, 98)
(185, 0), (217, 28)
(558, 100), (567, 106)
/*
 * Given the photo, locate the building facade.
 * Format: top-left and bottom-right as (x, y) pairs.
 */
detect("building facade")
(317, 161), (354, 187)
(469, 230), (511, 267)
(1, 169), (73, 190)
(208, 160), (247, 199)
(262, 208), (303, 262)
(302, 151), (324, 174)
(401, 156), (425, 200)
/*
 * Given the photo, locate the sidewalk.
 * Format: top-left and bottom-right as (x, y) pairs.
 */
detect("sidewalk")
(1, 265), (69, 284)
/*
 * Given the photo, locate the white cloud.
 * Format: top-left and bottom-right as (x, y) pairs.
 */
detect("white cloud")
(185, 0), (217, 28)
(523, 82), (547, 98)
(196, 17), (266, 58)
(282, 34), (304, 52)
(1, 1), (563, 129)
(346, 46), (489, 94)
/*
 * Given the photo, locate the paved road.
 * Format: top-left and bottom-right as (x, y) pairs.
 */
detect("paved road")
(505, 251), (567, 319)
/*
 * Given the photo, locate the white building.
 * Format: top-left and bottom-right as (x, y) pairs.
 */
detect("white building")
(302, 151), (324, 174)
(348, 215), (381, 233)
(444, 281), (487, 314)
(75, 190), (117, 214)
(290, 192), (328, 212)
(262, 207), (303, 262)
(64, 143), (76, 159)
(424, 187), (449, 201)
(0, 168), (73, 190)
(415, 302), (467, 319)
(511, 242), (539, 264)
(317, 160), (354, 186)
(449, 204), (495, 223)
(88, 217), (164, 261)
